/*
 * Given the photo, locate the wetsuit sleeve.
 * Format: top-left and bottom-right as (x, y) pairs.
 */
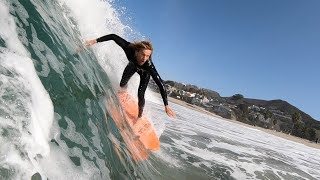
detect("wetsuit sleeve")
(149, 63), (169, 106)
(96, 34), (130, 50)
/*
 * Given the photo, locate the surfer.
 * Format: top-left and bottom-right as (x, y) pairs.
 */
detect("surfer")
(84, 34), (176, 119)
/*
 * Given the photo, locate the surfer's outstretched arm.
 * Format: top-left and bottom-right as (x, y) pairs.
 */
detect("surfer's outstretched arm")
(84, 34), (130, 50)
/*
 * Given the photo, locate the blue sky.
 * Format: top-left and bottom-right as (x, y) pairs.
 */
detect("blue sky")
(116, 0), (320, 120)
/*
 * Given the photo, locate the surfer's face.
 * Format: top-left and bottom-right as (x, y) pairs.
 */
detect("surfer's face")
(136, 49), (152, 65)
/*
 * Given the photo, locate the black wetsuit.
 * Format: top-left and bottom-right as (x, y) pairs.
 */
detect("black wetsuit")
(97, 34), (168, 117)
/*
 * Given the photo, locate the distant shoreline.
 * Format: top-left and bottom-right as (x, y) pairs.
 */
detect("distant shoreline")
(154, 93), (320, 150)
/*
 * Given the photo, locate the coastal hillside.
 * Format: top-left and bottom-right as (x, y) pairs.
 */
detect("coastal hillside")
(149, 80), (320, 143)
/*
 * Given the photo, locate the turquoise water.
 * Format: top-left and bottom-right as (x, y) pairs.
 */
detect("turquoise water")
(1, 0), (320, 179)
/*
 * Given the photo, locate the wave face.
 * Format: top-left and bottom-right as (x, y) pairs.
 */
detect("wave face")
(0, 0), (156, 179)
(1, 0), (320, 180)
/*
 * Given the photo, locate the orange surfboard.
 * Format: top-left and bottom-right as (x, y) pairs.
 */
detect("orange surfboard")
(117, 91), (160, 151)
(105, 91), (160, 161)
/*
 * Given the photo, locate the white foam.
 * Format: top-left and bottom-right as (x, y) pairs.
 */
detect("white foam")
(0, 2), (53, 153)
(0, 1), (29, 56)
(57, 0), (128, 78)
(149, 95), (320, 179)
(0, 1), (55, 179)
(0, 46), (54, 178)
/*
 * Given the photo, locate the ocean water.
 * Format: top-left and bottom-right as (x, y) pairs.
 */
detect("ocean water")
(0, 0), (319, 179)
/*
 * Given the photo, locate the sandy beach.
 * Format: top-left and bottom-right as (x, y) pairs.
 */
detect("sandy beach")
(163, 95), (320, 150)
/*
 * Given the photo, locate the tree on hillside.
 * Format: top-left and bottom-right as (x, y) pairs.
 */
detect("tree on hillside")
(261, 109), (274, 120)
(305, 127), (317, 141)
(164, 80), (175, 87)
(292, 111), (301, 123)
(272, 119), (277, 127)
(231, 94), (244, 101)
(293, 122), (304, 138)
(291, 111), (302, 135)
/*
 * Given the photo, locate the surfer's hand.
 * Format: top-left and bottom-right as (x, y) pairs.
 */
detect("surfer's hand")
(165, 105), (176, 119)
(84, 39), (97, 46)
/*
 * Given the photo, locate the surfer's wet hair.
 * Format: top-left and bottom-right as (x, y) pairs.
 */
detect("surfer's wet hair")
(130, 41), (153, 52)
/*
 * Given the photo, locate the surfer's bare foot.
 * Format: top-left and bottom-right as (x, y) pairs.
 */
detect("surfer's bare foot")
(118, 86), (127, 93)
(133, 134), (140, 140)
